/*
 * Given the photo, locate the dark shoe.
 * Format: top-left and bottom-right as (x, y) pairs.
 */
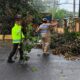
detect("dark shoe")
(43, 53), (47, 56)
(43, 52), (50, 56)
(7, 59), (15, 63)
(18, 60), (24, 64)
(46, 52), (50, 56)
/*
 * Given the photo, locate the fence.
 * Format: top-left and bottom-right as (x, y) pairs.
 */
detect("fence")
(0, 18), (80, 40)
(52, 17), (80, 34)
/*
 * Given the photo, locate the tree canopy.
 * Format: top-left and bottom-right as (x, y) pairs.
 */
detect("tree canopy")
(0, 0), (45, 34)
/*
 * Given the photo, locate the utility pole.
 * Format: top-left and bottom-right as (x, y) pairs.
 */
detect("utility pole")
(79, 0), (80, 32)
(79, 0), (80, 17)
(52, 0), (55, 20)
(73, 0), (75, 17)
(52, 0), (58, 20)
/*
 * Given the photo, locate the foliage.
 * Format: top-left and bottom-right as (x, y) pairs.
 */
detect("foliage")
(64, 27), (80, 41)
(51, 31), (80, 56)
(23, 23), (39, 53)
(53, 9), (73, 19)
(54, 9), (66, 19)
(0, 0), (44, 34)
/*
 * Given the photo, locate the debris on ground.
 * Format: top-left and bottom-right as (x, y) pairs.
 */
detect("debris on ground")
(51, 32), (80, 60)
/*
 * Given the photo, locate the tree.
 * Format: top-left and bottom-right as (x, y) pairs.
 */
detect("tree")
(54, 9), (68, 19)
(0, 0), (45, 34)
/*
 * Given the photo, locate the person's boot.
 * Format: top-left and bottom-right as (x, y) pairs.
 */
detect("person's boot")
(7, 58), (15, 63)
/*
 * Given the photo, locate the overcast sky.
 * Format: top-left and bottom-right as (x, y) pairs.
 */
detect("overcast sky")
(59, 0), (79, 12)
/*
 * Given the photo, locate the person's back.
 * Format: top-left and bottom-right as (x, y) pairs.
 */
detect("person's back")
(36, 18), (57, 55)
(36, 18), (51, 55)
(12, 23), (24, 43)
(39, 23), (50, 34)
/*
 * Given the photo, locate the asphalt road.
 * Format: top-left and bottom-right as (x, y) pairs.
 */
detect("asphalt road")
(0, 41), (80, 80)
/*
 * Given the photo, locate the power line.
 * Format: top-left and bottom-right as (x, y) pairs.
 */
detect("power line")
(57, 3), (79, 5)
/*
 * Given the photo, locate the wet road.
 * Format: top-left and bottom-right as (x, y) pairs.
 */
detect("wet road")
(0, 42), (80, 80)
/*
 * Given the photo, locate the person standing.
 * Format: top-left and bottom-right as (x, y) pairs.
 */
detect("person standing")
(7, 14), (24, 63)
(36, 18), (57, 55)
